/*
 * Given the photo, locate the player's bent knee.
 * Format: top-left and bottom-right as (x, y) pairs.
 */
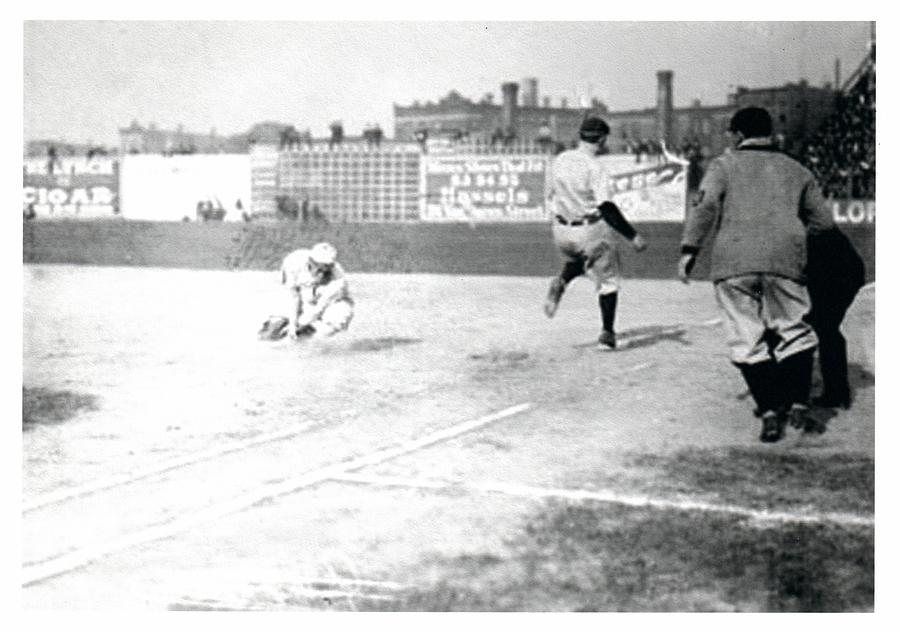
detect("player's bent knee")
(320, 300), (354, 334)
(598, 281), (620, 295)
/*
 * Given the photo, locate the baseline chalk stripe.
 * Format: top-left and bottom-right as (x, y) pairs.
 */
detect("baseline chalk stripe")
(22, 402), (533, 587)
(331, 473), (874, 529)
(23, 425), (316, 513)
(171, 589), (399, 610)
(170, 573), (406, 590)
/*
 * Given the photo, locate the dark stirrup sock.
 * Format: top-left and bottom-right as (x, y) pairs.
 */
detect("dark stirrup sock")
(599, 291), (618, 333)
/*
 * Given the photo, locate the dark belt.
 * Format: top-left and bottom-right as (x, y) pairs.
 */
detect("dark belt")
(556, 213), (601, 227)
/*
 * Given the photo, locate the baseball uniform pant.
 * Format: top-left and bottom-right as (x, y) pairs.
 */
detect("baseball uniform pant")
(314, 299), (354, 336)
(714, 274), (818, 365)
(552, 221), (621, 295)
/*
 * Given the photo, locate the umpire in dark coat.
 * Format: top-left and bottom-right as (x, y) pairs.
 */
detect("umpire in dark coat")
(679, 106), (835, 443)
(806, 226), (866, 408)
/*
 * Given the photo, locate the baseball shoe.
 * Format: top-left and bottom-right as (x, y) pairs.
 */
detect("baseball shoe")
(787, 403), (812, 430)
(792, 404), (827, 434)
(759, 411), (785, 443)
(293, 324), (316, 339)
(543, 278), (565, 318)
(597, 330), (616, 351)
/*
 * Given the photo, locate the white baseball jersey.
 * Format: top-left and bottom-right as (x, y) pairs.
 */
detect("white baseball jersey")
(280, 249), (351, 307)
(549, 150), (611, 221)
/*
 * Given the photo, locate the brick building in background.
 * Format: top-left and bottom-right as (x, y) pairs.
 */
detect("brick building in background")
(394, 71), (838, 157)
(118, 120), (258, 155)
(105, 70), (839, 160)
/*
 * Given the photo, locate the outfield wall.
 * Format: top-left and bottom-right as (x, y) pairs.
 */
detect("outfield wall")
(22, 219), (875, 283)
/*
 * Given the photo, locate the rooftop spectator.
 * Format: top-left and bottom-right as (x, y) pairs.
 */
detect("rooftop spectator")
(328, 121), (344, 150)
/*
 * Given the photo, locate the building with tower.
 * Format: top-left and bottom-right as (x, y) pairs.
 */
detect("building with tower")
(393, 70), (838, 157)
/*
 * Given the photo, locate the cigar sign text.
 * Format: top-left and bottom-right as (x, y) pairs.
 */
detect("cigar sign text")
(23, 157), (119, 218)
(24, 185), (117, 217)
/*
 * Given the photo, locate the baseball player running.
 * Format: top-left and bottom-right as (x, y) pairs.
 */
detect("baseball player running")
(278, 242), (354, 339)
(543, 116), (648, 350)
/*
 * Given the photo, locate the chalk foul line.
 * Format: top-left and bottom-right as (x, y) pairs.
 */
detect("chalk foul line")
(330, 472), (874, 529)
(22, 402), (533, 587)
(23, 424), (318, 513)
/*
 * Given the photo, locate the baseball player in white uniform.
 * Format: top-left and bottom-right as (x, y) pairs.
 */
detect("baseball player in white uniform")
(544, 117), (647, 349)
(279, 242), (354, 339)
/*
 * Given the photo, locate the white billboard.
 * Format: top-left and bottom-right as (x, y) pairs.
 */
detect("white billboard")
(120, 154), (251, 222)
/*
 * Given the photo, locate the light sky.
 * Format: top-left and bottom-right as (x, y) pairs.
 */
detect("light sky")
(23, 21), (872, 146)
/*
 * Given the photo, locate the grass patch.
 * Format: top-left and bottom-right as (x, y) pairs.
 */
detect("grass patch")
(22, 386), (99, 429)
(631, 448), (874, 515)
(383, 501), (873, 612)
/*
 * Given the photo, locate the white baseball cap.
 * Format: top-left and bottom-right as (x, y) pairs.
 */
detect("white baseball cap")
(309, 242), (337, 266)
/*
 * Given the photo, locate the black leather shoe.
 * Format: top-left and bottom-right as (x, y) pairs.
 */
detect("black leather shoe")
(803, 415), (828, 434)
(759, 412), (785, 443)
(787, 404), (812, 430)
(597, 330), (617, 351)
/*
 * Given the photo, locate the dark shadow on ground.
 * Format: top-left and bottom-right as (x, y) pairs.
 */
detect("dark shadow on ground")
(468, 351), (530, 363)
(347, 337), (423, 352)
(848, 362), (875, 392)
(620, 325), (690, 350)
(573, 325), (690, 350)
(22, 386), (99, 430)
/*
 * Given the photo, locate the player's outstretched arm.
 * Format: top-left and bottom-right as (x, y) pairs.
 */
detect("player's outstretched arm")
(287, 289), (305, 338)
(679, 158), (725, 282)
(597, 201), (646, 251)
(678, 246), (699, 284)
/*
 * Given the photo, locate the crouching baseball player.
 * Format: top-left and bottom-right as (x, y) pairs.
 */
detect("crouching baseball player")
(543, 116), (647, 350)
(260, 242), (354, 340)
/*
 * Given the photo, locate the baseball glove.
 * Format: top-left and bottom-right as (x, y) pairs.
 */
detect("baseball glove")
(258, 316), (290, 341)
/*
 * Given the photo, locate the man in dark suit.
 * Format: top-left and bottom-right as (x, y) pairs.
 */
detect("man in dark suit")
(806, 226), (866, 409)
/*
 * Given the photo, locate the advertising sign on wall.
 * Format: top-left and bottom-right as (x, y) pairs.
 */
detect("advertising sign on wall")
(422, 155), (548, 221)
(23, 158), (119, 219)
(119, 154), (251, 221)
(832, 199), (875, 224)
(606, 159), (688, 223)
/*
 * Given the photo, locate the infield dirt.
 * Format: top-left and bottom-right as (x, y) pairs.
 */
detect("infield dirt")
(22, 265), (874, 610)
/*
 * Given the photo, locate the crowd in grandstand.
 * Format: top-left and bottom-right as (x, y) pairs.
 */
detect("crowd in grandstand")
(797, 56), (875, 199)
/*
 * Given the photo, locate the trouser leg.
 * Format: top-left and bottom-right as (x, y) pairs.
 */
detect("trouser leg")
(777, 347), (816, 408)
(761, 275), (819, 413)
(811, 304), (851, 401)
(599, 291), (618, 333)
(736, 360), (782, 415)
(544, 255), (584, 318)
(560, 257), (585, 284)
(820, 328), (849, 399)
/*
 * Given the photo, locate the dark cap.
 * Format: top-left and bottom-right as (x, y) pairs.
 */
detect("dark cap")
(729, 107), (773, 138)
(579, 116), (610, 142)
